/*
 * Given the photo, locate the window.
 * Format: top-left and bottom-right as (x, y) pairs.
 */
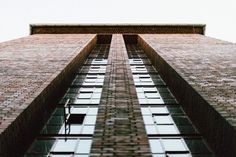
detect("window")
(27, 138), (93, 156)
(88, 65), (106, 74)
(129, 59), (143, 64)
(143, 111), (179, 135)
(76, 139), (92, 154)
(149, 138), (189, 154)
(131, 65), (148, 73)
(82, 74), (104, 86)
(145, 92), (161, 99)
(67, 114), (85, 124)
(136, 87), (164, 104)
(133, 74), (154, 86)
(91, 59), (107, 64)
(149, 139), (164, 153)
(26, 44), (109, 157)
(185, 138), (211, 154)
(141, 107), (168, 115)
(128, 44), (213, 157)
(62, 107), (98, 135)
(63, 87), (102, 105)
(145, 125), (158, 134)
(52, 139), (77, 153)
(143, 116), (155, 125)
(157, 125), (178, 134)
(154, 115), (173, 124)
(78, 92), (92, 99)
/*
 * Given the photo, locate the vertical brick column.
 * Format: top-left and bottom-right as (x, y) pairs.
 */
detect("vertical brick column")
(91, 34), (151, 156)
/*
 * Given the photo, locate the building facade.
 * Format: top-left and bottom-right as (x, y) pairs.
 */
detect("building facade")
(0, 24), (235, 157)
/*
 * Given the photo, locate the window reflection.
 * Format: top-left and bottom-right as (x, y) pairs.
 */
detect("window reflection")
(157, 125), (179, 134)
(149, 138), (189, 154)
(25, 44), (109, 157)
(61, 87), (102, 105)
(52, 139), (77, 152)
(127, 44), (213, 157)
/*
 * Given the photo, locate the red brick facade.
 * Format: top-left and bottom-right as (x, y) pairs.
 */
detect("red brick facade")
(138, 34), (236, 157)
(0, 25), (235, 157)
(0, 34), (96, 156)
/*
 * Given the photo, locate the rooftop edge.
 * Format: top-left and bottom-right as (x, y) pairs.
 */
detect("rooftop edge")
(30, 23), (206, 35)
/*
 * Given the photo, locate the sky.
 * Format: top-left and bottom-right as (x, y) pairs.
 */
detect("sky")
(0, 0), (236, 43)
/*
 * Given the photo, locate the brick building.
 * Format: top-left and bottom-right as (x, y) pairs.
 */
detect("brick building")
(0, 24), (235, 157)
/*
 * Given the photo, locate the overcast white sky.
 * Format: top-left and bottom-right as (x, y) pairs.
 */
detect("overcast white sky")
(0, 0), (236, 43)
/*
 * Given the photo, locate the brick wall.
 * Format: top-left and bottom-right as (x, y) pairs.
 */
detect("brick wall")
(0, 34), (96, 156)
(91, 34), (151, 156)
(138, 34), (236, 157)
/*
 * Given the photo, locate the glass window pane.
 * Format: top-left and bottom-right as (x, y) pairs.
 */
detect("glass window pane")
(82, 125), (95, 134)
(84, 116), (97, 125)
(143, 116), (154, 125)
(139, 99), (147, 104)
(137, 93), (145, 99)
(136, 87), (143, 93)
(185, 139), (211, 154)
(52, 139), (77, 152)
(145, 92), (160, 99)
(53, 108), (64, 116)
(91, 99), (100, 104)
(177, 126), (197, 134)
(154, 116), (173, 124)
(28, 140), (54, 154)
(92, 59), (107, 64)
(141, 82), (154, 86)
(148, 98), (164, 104)
(88, 108), (98, 115)
(92, 93), (101, 99)
(48, 116), (64, 125)
(172, 116), (191, 125)
(78, 93), (92, 99)
(94, 88), (102, 93)
(41, 125), (61, 134)
(157, 125), (179, 134)
(145, 125), (158, 134)
(141, 108), (151, 115)
(149, 139), (164, 153)
(82, 82), (96, 86)
(71, 108), (88, 114)
(143, 87), (157, 92)
(151, 107), (168, 114)
(168, 107), (184, 115)
(76, 139), (92, 154)
(162, 139), (188, 152)
(60, 125), (82, 134)
(84, 79), (96, 83)
(67, 114), (85, 124)
(75, 99), (90, 104)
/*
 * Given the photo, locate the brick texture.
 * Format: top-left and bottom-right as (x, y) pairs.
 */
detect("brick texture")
(138, 34), (236, 157)
(91, 34), (151, 156)
(0, 34), (96, 156)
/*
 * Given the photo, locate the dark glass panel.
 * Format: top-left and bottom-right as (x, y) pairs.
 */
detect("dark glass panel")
(185, 139), (211, 154)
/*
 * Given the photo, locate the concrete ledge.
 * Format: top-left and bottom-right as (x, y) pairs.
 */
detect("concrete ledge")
(138, 35), (236, 157)
(0, 36), (97, 157)
(30, 24), (205, 35)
